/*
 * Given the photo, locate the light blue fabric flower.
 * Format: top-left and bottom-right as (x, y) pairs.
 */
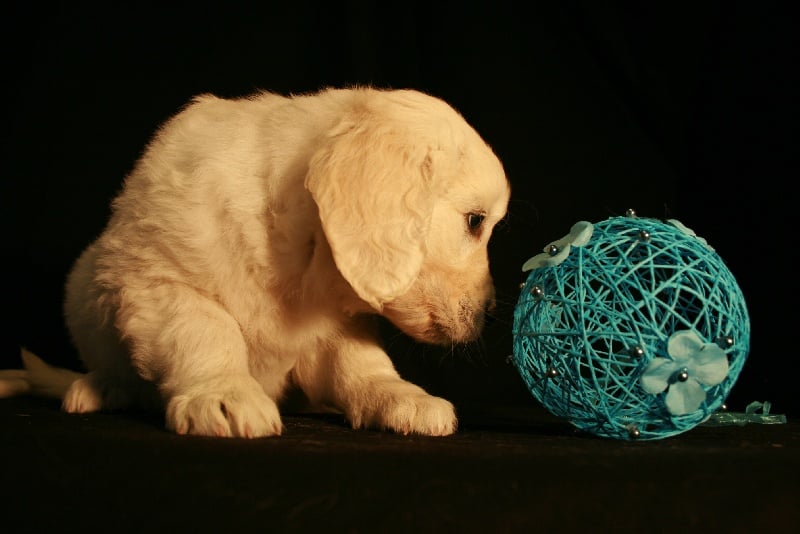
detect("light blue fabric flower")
(522, 221), (593, 271)
(667, 219), (714, 251)
(640, 330), (729, 415)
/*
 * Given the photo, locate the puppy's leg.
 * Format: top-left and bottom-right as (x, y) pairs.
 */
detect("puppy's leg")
(294, 329), (457, 436)
(121, 284), (282, 438)
(63, 243), (162, 414)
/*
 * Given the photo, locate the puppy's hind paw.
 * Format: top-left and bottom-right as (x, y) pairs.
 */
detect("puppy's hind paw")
(62, 376), (104, 413)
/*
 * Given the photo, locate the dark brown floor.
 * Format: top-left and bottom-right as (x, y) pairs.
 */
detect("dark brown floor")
(1, 396), (797, 533)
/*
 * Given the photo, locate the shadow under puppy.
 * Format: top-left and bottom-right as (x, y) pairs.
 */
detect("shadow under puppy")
(2, 86), (510, 438)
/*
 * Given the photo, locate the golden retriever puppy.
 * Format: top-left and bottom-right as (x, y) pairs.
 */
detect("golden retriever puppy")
(2, 87), (510, 438)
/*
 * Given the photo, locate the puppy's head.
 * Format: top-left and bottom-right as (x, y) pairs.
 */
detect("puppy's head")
(306, 88), (510, 345)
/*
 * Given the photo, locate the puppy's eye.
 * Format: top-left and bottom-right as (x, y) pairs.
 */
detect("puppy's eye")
(467, 212), (486, 234)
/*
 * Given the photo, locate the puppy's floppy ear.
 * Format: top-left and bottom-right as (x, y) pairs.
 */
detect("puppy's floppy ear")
(306, 112), (438, 311)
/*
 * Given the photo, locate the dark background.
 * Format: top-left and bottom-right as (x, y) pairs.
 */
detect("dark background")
(3, 2), (796, 416)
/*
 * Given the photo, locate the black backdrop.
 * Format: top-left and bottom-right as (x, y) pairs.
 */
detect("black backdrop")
(3, 2), (796, 415)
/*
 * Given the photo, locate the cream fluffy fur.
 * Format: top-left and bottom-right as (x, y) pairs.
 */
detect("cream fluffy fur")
(2, 87), (510, 438)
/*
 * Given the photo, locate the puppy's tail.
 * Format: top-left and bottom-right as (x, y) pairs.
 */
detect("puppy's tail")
(0, 347), (83, 400)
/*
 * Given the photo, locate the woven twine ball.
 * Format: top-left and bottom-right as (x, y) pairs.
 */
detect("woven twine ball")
(512, 214), (750, 440)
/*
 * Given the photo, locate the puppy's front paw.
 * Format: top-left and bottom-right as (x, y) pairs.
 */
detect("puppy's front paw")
(165, 378), (282, 438)
(388, 393), (457, 436)
(360, 390), (457, 437)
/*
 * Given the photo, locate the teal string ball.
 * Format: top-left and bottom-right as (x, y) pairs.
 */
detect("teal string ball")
(512, 215), (750, 440)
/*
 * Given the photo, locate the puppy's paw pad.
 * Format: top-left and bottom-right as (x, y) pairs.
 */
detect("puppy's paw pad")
(166, 383), (282, 438)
